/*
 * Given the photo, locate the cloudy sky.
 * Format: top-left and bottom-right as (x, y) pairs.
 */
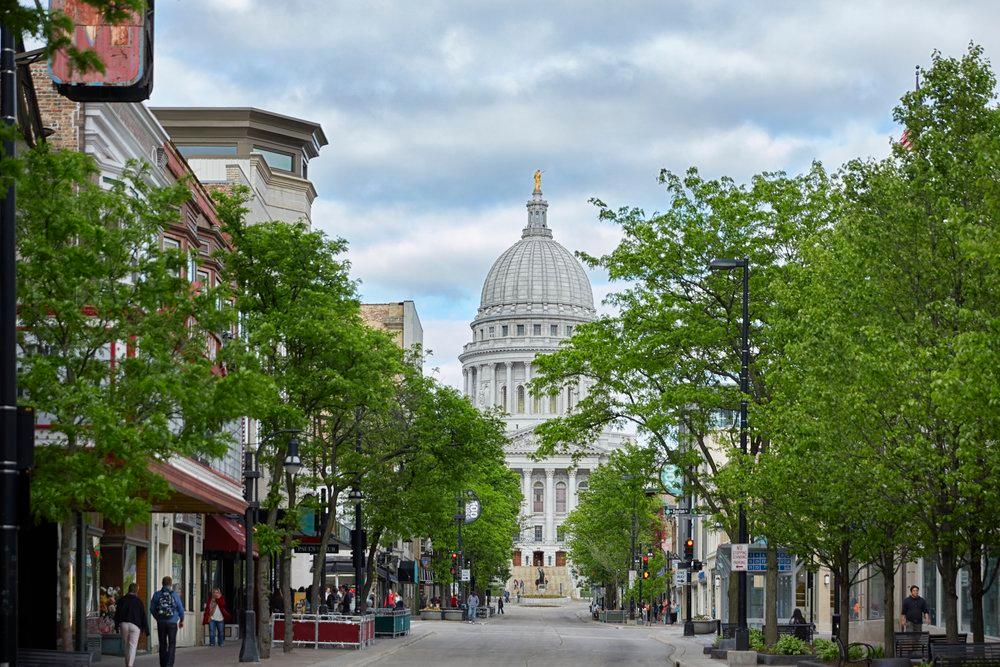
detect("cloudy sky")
(149, 1), (1000, 389)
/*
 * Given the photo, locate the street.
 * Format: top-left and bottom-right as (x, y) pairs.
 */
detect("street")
(134, 602), (681, 666)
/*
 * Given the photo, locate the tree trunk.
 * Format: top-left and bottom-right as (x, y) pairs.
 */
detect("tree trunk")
(363, 527), (384, 608)
(281, 547), (293, 651)
(58, 518), (74, 650)
(309, 490), (338, 610)
(257, 552), (271, 659)
(938, 547), (959, 642)
(879, 551), (896, 657)
(968, 538), (984, 643)
(764, 545), (778, 646)
(837, 541), (851, 646)
(728, 571), (739, 625)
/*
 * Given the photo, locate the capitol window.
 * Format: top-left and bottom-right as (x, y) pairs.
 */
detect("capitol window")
(534, 526), (543, 542)
(533, 482), (544, 512)
(502, 325), (508, 336)
(517, 324), (525, 336)
(533, 324), (541, 335)
(517, 386), (525, 412)
(549, 395), (557, 413)
(556, 482), (566, 513)
(489, 326), (495, 337)
(566, 325), (574, 335)
(550, 324), (558, 336)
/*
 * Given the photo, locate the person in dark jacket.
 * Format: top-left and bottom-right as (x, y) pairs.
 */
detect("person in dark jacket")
(113, 583), (149, 667)
(790, 607), (810, 641)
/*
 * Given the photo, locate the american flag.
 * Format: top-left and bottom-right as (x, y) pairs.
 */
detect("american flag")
(900, 128), (913, 149)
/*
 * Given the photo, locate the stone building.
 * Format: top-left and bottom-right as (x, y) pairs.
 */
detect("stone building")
(459, 180), (631, 598)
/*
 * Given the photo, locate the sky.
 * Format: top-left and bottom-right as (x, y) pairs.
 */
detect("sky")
(147, 1), (1000, 390)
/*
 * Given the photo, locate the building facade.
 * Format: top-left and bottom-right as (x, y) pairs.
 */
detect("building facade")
(459, 180), (630, 597)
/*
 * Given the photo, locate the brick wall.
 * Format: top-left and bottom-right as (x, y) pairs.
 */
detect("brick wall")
(29, 62), (83, 151)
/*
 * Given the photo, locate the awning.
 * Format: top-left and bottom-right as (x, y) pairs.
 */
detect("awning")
(203, 515), (257, 555)
(149, 460), (247, 514)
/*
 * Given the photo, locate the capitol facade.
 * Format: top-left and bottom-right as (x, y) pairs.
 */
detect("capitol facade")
(459, 178), (631, 596)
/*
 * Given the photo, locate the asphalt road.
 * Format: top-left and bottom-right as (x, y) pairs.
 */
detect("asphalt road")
(135, 601), (679, 666)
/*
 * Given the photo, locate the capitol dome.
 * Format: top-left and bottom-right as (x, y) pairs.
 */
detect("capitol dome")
(477, 188), (595, 318)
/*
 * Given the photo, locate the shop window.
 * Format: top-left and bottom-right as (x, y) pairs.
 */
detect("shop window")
(533, 482), (544, 513)
(868, 571), (884, 619)
(172, 533), (189, 608)
(777, 573), (793, 621)
(849, 574), (864, 621)
(923, 557), (938, 625)
(985, 557), (999, 638)
(555, 482), (566, 513)
(750, 574), (765, 619)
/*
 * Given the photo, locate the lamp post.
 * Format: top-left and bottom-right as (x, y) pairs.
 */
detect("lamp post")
(708, 256), (750, 651)
(350, 409), (366, 614)
(240, 429), (302, 663)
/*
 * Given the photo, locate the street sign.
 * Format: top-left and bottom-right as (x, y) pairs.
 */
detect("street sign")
(628, 569), (636, 590)
(732, 543), (749, 571)
(673, 570), (688, 586)
(460, 568), (471, 582)
(293, 543), (340, 554)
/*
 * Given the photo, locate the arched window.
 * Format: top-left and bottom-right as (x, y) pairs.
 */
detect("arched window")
(532, 481), (544, 513)
(577, 479), (589, 493)
(549, 395), (557, 413)
(566, 387), (574, 411)
(517, 386), (525, 413)
(500, 385), (507, 409)
(533, 395), (541, 413)
(555, 481), (567, 513)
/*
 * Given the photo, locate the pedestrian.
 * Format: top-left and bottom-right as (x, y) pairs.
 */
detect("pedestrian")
(202, 587), (232, 647)
(497, 595), (504, 615)
(326, 587), (339, 612)
(900, 585), (930, 632)
(467, 591), (480, 622)
(789, 607), (809, 641)
(150, 576), (184, 667)
(384, 585), (397, 608)
(504, 589), (510, 603)
(113, 583), (148, 667)
(270, 588), (284, 615)
(339, 585), (354, 615)
(450, 593), (459, 608)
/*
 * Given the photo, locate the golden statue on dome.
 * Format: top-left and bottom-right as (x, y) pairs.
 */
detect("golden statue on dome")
(533, 169), (542, 193)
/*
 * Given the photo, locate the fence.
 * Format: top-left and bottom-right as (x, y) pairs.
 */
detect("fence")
(271, 612), (375, 649)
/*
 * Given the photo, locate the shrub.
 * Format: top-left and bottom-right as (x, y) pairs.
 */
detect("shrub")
(848, 645), (863, 661)
(750, 629), (766, 653)
(812, 638), (839, 662)
(774, 635), (810, 656)
(867, 645), (885, 659)
(712, 635), (722, 648)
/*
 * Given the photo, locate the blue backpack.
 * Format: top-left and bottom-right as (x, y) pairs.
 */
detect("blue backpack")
(153, 589), (176, 621)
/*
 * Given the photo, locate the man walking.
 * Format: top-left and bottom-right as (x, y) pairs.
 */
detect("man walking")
(900, 585), (931, 632)
(150, 576), (185, 667)
(113, 583), (148, 667)
(467, 591), (479, 623)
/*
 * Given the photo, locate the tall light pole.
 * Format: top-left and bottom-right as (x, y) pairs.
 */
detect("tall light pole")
(350, 408), (366, 614)
(240, 430), (301, 663)
(708, 257), (750, 651)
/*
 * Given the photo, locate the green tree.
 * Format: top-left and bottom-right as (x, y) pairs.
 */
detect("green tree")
(562, 444), (661, 611)
(532, 164), (834, 639)
(17, 147), (242, 649)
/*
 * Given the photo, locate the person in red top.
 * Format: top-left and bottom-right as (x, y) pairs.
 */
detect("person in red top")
(201, 588), (232, 647)
(450, 593), (459, 608)
(384, 585), (397, 608)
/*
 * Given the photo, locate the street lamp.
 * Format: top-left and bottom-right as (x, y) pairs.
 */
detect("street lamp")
(351, 411), (367, 615)
(708, 256), (750, 651)
(240, 429), (302, 663)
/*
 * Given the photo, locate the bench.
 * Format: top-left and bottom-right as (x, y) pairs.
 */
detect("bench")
(19, 649), (94, 666)
(834, 635), (876, 667)
(895, 631), (930, 661)
(762, 623), (816, 643)
(930, 642), (1000, 666)
(931, 633), (970, 647)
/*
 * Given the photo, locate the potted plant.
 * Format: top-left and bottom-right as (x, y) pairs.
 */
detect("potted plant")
(691, 614), (717, 634)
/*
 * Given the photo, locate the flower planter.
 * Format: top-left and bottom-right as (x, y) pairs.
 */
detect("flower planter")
(692, 619), (717, 634)
(101, 633), (124, 656)
(420, 609), (442, 621)
(442, 609), (465, 621)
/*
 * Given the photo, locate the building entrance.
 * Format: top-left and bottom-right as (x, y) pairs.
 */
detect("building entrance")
(533, 551), (544, 567)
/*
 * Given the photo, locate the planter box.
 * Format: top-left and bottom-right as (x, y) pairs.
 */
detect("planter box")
(101, 634), (123, 657)
(692, 619), (717, 634)
(442, 609), (465, 621)
(373, 609), (411, 637)
(758, 654), (810, 665)
(420, 609), (443, 621)
(598, 610), (627, 623)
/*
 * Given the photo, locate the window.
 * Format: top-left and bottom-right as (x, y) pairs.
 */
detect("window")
(162, 237), (181, 276)
(532, 482), (543, 513)
(502, 325), (508, 336)
(556, 527), (566, 543)
(549, 395), (558, 413)
(517, 386), (525, 413)
(500, 386), (507, 408)
(533, 395), (541, 413)
(533, 324), (541, 335)
(252, 146), (294, 172)
(555, 482), (566, 513)
(488, 326), (495, 338)
(517, 324), (525, 336)
(566, 387), (574, 410)
(577, 479), (589, 493)
(566, 325), (574, 335)
(550, 324), (558, 336)
(172, 532), (189, 607)
(534, 526), (543, 543)
(188, 253), (197, 283)
(177, 144), (237, 157)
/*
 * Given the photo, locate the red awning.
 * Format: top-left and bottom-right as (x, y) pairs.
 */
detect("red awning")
(204, 514), (258, 555)
(149, 460), (247, 515)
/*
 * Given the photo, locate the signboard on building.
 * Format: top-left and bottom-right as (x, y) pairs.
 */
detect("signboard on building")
(460, 568), (471, 582)
(747, 549), (792, 572)
(731, 543), (749, 571)
(293, 543), (340, 555)
(674, 570), (688, 586)
(49, 0), (155, 102)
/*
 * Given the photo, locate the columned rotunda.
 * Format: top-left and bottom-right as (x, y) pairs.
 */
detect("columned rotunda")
(459, 177), (630, 597)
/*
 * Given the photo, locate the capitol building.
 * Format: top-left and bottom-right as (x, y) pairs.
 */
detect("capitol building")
(459, 176), (631, 596)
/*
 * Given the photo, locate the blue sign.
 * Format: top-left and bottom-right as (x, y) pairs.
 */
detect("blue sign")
(747, 550), (792, 572)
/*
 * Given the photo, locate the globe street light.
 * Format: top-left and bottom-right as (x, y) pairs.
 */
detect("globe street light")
(240, 429), (302, 663)
(708, 256), (750, 652)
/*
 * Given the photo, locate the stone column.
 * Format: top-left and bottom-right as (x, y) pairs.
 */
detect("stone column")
(525, 362), (533, 415)
(521, 468), (531, 519)
(544, 468), (556, 542)
(568, 469), (577, 513)
(506, 361), (514, 413)
(463, 368), (469, 398)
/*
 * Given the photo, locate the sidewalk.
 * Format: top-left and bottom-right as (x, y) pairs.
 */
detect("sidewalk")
(585, 616), (721, 667)
(134, 622), (432, 666)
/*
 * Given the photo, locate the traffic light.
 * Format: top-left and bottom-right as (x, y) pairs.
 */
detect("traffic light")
(642, 570), (650, 580)
(684, 538), (694, 561)
(641, 554), (650, 571)
(450, 551), (459, 576)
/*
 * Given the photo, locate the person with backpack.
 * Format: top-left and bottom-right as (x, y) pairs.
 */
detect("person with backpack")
(113, 583), (148, 667)
(150, 576), (185, 667)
